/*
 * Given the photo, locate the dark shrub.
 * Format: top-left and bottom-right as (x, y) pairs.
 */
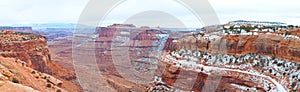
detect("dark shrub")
(12, 77), (19, 83)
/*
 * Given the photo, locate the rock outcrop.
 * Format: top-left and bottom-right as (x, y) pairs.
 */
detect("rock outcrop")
(162, 31), (300, 91)
(0, 30), (79, 92)
(163, 38), (178, 51)
(0, 81), (38, 92)
(92, 26), (172, 91)
(177, 34), (300, 63)
(158, 58), (268, 92)
(0, 56), (65, 92)
(0, 30), (55, 73)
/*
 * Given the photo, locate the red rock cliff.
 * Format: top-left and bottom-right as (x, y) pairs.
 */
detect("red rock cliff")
(177, 34), (300, 63)
(0, 33), (51, 73)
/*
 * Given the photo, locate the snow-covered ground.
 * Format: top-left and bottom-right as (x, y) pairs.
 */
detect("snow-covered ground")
(162, 48), (300, 91)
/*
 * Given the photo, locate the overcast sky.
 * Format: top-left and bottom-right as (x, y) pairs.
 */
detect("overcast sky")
(0, 0), (299, 27)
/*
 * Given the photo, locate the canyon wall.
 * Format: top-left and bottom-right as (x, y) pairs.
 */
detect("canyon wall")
(0, 31), (80, 91)
(163, 38), (178, 51)
(0, 33), (53, 73)
(94, 27), (173, 91)
(157, 61), (266, 92)
(0, 56), (65, 92)
(95, 27), (171, 74)
(177, 34), (300, 63)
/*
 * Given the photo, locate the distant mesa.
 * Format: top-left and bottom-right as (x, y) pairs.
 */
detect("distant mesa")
(0, 26), (33, 33)
(140, 26), (151, 30)
(11, 23), (95, 29)
(228, 20), (287, 27)
(107, 24), (136, 28)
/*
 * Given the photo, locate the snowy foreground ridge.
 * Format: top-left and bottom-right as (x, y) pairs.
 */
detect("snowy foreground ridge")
(159, 47), (300, 92)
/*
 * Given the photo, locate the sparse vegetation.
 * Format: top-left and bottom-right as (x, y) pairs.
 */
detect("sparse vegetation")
(288, 25), (294, 29)
(12, 77), (19, 83)
(56, 89), (62, 92)
(234, 59), (238, 64)
(285, 31), (291, 36)
(271, 56), (276, 60)
(255, 63), (260, 67)
(14, 58), (18, 63)
(31, 71), (36, 74)
(46, 83), (52, 88)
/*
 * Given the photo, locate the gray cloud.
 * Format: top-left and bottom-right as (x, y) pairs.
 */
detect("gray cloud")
(0, 0), (299, 27)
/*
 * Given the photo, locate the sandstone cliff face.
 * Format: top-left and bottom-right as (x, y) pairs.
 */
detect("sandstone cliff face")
(282, 28), (300, 36)
(0, 31), (80, 92)
(158, 32), (300, 91)
(178, 34), (300, 63)
(0, 56), (65, 92)
(95, 27), (170, 73)
(0, 33), (52, 73)
(95, 27), (120, 76)
(163, 38), (178, 51)
(93, 27), (173, 91)
(157, 61), (266, 92)
(0, 81), (39, 92)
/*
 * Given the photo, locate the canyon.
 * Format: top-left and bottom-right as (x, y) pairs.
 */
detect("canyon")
(50, 24), (300, 92)
(50, 25), (191, 91)
(157, 28), (300, 91)
(177, 34), (300, 63)
(0, 30), (81, 92)
(1, 23), (300, 92)
(88, 24), (300, 91)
